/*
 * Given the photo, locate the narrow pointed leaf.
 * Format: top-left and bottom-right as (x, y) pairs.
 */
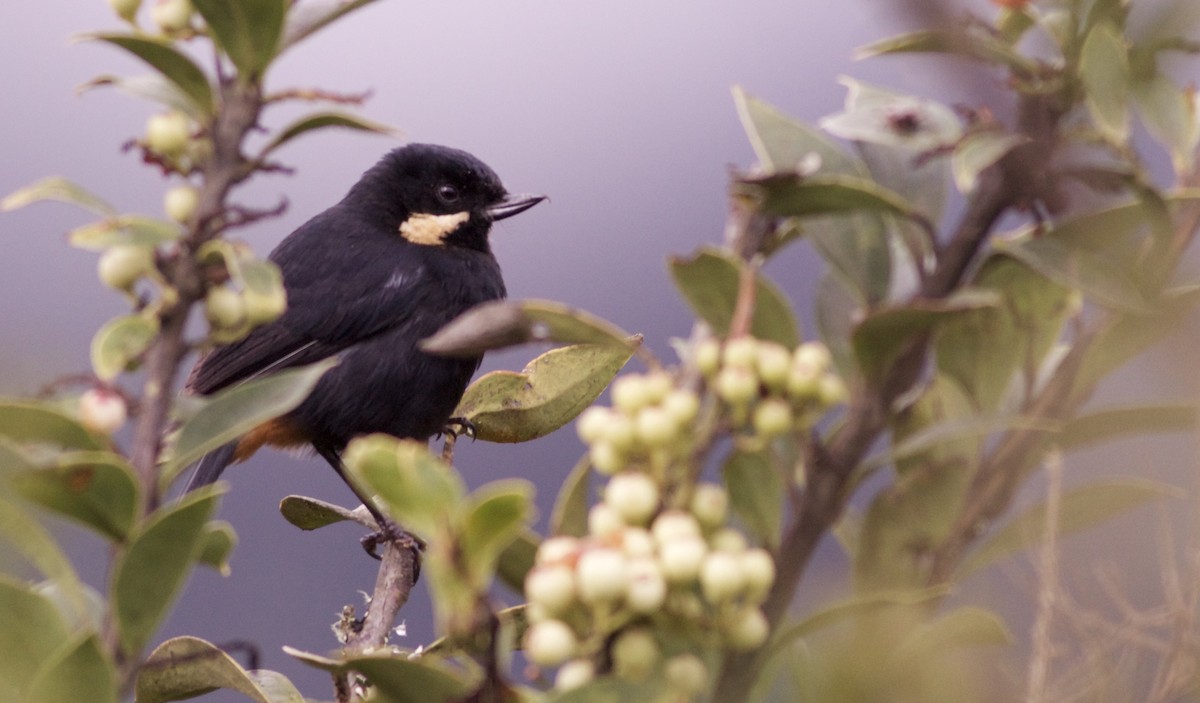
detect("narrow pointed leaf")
(1060, 404), (1199, 451)
(856, 29), (1040, 76)
(1080, 21), (1131, 143)
(0, 399), (106, 450)
(137, 636), (294, 703)
(742, 172), (929, 228)
(86, 34), (213, 113)
(12, 451), (139, 542)
(951, 131), (1027, 193)
(0, 497), (87, 619)
(77, 74), (199, 117)
(0, 577), (73, 699)
(192, 0), (287, 78)
(69, 215), (180, 250)
(550, 455), (591, 538)
(27, 635), (116, 703)
(669, 248), (799, 347)
(280, 0), (382, 51)
(423, 299), (635, 357)
(1, 177), (115, 215)
(279, 494), (374, 530)
(262, 112), (398, 157)
(722, 450), (784, 548)
(284, 648), (475, 702)
(91, 313), (159, 381)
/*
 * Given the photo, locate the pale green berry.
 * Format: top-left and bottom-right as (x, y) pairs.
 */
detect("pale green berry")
(635, 406), (676, 447)
(794, 341), (832, 374)
(715, 366), (758, 406)
(611, 374), (653, 414)
(79, 388), (127, 435)
(575, 548), (628, 604)
(817, 374), (848, 406)
(144, 111), (190, 157)
(694, 338), (721, 377)
(611, 628), (659, 681)
(555, 659), (595, 691)
(98, 245), (154, 291)
(525, 619), (577, 667)
(604, 472), (659, 525)
(204, 285), (246, 329)
(601, 413), (637, 452)
(689, 482), (728, 529)
(536, 536), (580, 566)
(588, 441), (625, 476)
(652, 510), (701, 545)
(700, 551), (746, 603)
(163, 184), (199, 223)
(753, 398), (793, 438)
(108, 0), (141, 22)
(741, 548), (776, 603)
(662, 389), (700, 427)
(243, 287), (287, 324)
(625, 557), (667, 613)
(525, 565), (576, 615)
(709, 528), (748, 553)
(642, 372), (673, 405)
(785, 359), (821, 401)
(722, 606), (770, 650)
(664, 654), (708, 697)
(587, 503), (624, 541)
(619, 527), (655, 559)
(723, 337), (759, 368)
(576, 405), (614, 444)
(658, 535), (707, 583)
(151, 0), (193, 32)
(755, 342), (792, 391)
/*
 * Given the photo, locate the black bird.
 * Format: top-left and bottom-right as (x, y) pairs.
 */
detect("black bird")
(183, 144), (544, 535)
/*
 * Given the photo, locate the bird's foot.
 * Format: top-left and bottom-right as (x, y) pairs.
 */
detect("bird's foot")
(360, 519), (425, 578)
(441, 417), (477, 440)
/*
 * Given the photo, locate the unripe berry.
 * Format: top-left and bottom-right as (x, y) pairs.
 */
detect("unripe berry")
(151, 0), (193, 32)
(144, 111), (191, 157)
(204, 285), (246, 329)
(694, 338), (721, 378)
(689, 482), (728, 529)
(536, 537), (581, 566)
(611, 628), (659, 681)
(817, 374), (848, 407)
(625, 557), (667, 613)
(524, 619), (577, 667)
(588, 441), (625, 476)
(709, 528), (748, 553)
(525, 565), (576, 615)
(576, 405), (614, 444)
(723, 337), (759, 369)
(575, 548), (628, 604)
(658, 535), (707, 584)
(555, 659), (595, 691)
(700, 551), (746, 603)
(722, 606), (770, 651)
(753, 398), (793, 438)
(79, 388), (127, 435)
(587, 502), (624, 541)
(794, 342), (832, 374)
(664, 654), (708, 697)
(755, 342), (792, 391)
(634, 406), (676, 447)
(604, 472), (659, 525)
(243, 287), (287, 324)
(741, 548), (776, 603)
(108, 0), (141, 22)
(601, 413), (637, 451)
(611, 374), (653, 414)
(98, 245), (154, 291)
(163, 184), (199, 223)
(619, 527), (655, 559)
(715, 366), (758, 406)
(662, 389), (700, 427)
(651, 510), (701, 545)
(642, 372), (673, 405)
(786, 359), (821, 401)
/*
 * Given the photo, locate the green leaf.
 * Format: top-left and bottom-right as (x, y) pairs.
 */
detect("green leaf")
(12, 451), (139, 542)
(496, 529), (539, 594)
(1080, 21), (1131, 143)
(1132, 72), (1200, 174)
(69, 215), (180, 250)
(162, 358), (336, 482)
(951, 130), (1027, 193)
(198, 520), (237, 576)
(279, 494), (374, 531)
(734, 85), (857, 173)
(453, 341), (637, 443)
(77, 74), (200, 118)
(0, 497), (87, 620)
(279, 0), (382, 52)
(856, 28), (1040, 76)
(550, 455), (591, 538)
(1, 176), (115, 215)
(549, 677), (671, 703)
(90, 313), (159, 381)
(722, 450), (784, 548)
(0, 577), (73, 699)
(819, 77), (962, 151)
(860, 414), (1058, 474)
(815, 273), (860, 383)
(137, 636), (300, 703)
(462, 480), (535, 585)
(192, 0), (287, 79)
(1060, 404), (1199, 451)
(0, 398), (106, 450)
(27, 634), (116, 703)
(422, 298), (636, 357)
(262, 112), (398, 157)
(86, 34), (214, 113)
(961, 478), (1182, 577)
(669, 248), (800, 347)
(894, 606), (1012, 661)
(742, 172), (930, 230)
(285, 648), (475, 703)
(112, 486), (223, 656)
(344, 435), (463, 538)
(995, 231), (1153, 314)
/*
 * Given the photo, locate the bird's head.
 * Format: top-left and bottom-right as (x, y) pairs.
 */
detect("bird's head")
(346, 143), (545, 252)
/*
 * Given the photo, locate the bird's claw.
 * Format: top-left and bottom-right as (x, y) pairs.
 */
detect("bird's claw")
(442, 417), (477, 441)
(360, 520), (425, 580)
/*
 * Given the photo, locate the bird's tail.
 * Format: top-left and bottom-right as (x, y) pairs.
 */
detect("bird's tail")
(182, 441), (238, 493)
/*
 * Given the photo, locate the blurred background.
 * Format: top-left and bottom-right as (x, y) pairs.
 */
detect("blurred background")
(3, 0), (1199, 700)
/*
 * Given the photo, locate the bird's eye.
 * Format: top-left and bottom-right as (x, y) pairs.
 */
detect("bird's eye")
(437, 184), (460, 203)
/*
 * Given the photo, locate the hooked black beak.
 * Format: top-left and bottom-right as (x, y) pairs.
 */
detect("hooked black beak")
(487, 193), (547, 221)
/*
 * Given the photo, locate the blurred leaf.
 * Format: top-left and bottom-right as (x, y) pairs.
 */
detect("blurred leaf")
(462, 480), (535, 585)
(0, 399), (106, 450)
(0, 496), (88, 618)
(423, 299), (635, 357)
(496, 529), (539, 594)
(852, 289), (999, 384)
(951, 131), (1027, 193)
(279, 494), (374, 531)
(549, 678), (671, 703)
(0, 577), (72, 699)
(1, 176), (115, 216)
(820, 77), (962, 151)
(723, 450), (784, 548)
(285, 648), (475, 703)
(895, 606), (1012, 661)
(193, 0), (286, 79)
(12, 451), (139, 542)
(1080, 21), (1131, 143)
(861, 414), (1057, 474)
(961, 478), (1182, 577)
(280, 0), (382, 51)
(197, 520), (237, 576)
(815, 273), (861, 383)
(454, 341), (637, 443)
(856, 28), (1040, 75)
(743, 172), (930, 229)
(86, 34), (213, 113)
(550, 455), (591, 538)
(112, 486), (223, 656)
(1132, 73), (1199, 174)
(163, 359), (336, 481)
(69, 215), (180, 250)
(262, 112), (398, 157)
(1060, 404), (1199, 451)
(27, 634), (116, 703)
(345, 435), (462, 538)
(90, 313), (159, 381)
(995, 231), (1153, 314)
(78, 74), (199, 118)
(734, 85), (857, 172)
(997, 6), (1036, 43)
(137, 636), (298, 703)
(669, 248), (800, 347)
